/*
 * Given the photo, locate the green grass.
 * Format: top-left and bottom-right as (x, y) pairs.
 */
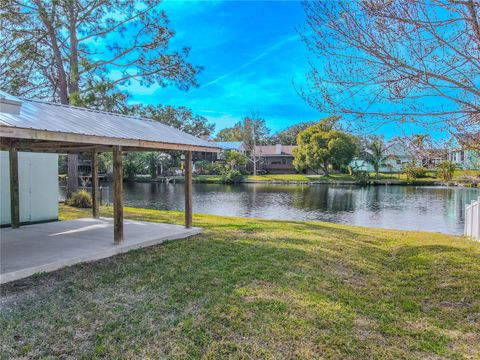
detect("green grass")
(244, 169), (479, 184)
(246, 173), (355, 182)
(193, 175), (222, 183)
(1, 205), (480, 359)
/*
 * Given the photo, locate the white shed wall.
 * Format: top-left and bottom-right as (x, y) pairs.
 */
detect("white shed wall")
(0, 152), (58, 225)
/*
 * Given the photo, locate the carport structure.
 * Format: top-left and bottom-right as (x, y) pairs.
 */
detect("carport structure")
(0, 91), (220, 245)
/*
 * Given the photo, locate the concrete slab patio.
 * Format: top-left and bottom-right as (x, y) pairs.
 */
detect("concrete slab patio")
(0, 218), (202, 284)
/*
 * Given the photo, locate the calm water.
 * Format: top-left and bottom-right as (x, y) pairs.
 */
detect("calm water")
(100, 182), (480, 235)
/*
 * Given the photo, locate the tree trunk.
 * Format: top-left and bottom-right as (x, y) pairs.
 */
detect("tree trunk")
(67, 154), (78, 197)
(65, 3), (80, 198)
(323, 161), (329, 176)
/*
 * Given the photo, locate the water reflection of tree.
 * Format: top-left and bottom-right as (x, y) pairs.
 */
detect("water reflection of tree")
(290, 186), (356, 212)
(365, 186), (382, 213)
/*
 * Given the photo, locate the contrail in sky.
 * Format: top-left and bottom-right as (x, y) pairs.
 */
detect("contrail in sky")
(200, 34), (301, 89)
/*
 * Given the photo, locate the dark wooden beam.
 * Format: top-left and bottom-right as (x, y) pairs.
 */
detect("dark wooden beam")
(9, 148), (19, 229)
(0, 126), (221, 153)
(91, 150), (100, 219)
(0, 140), (111, 153)
(113, 146), (123, 244)
(184, 150), (193, 228)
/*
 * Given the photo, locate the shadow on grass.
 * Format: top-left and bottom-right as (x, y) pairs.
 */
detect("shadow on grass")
(2, 207), (479, 358)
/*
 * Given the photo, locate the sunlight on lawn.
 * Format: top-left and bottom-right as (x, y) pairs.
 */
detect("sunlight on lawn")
(1, 205), (479, 359)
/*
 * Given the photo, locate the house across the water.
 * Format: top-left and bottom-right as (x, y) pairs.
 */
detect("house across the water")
(447, 134), (480, 170)
(351, 141), (416, 173)
(255, 144), (296, 174)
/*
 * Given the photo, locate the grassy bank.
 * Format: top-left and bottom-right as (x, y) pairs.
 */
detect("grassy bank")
(190, 169), (479, 185)
(1, 205), (479, 358)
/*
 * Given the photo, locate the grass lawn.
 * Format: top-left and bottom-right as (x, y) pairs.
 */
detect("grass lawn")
(243, 169), (479, 183)
(1, 205), (479, 359)
(246, 173), (355, 182)
(193, 175), (222, 183)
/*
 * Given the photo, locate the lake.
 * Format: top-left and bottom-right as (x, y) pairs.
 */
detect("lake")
(96, 182), (480, 235)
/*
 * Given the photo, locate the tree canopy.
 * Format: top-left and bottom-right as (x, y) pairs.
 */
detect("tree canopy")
(215, 126), (243, 142)
(135, 105), (214, 137)
(269, 122), (316, 145)
(1, 0), (199, 107)
(292, 117), (357, 175)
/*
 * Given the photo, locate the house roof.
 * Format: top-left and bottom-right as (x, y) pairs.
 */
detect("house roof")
(255, 145), (295, 156)
(213, 141), (244, 150)
(0, 91), (220, 153)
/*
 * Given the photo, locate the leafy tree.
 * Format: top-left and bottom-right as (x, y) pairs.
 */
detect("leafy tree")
(269, 122), (315, 145)
(123, 153), (144, 182)
(1, 1), (199, 195)
(214, 150), (247, 183)
(98, 152), (112, 178)
(301, 1), (480, 131)
(437, 161), (456, 182)
(224, 150), (247, 171)
(1, 1), (198, 103)
(364, 140), (391, 180)
(292, 117), (356, 175)
(136, 105), (214, 137)
(141, 152), (171, 179)
(215, 126), (243, 142)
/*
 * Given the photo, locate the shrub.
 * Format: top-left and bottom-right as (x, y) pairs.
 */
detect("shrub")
(67, 190), (92, 208)
(194, 161), (211, 175)
(352, 170), (370, 184)
(209, 162), (224, 175)
(220, 169), (243, 184)
(436, 161), (456, 182)
(413, 167), (428, 178)
(402, 163), (427, 180)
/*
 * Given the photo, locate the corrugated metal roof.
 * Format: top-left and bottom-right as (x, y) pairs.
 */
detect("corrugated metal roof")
(0, 91), (220, 151)
(213, 141), (244, 150)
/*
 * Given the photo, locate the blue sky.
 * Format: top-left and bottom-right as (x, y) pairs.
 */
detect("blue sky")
(122, 0), (444, 139)
(122, 0), (322, 135)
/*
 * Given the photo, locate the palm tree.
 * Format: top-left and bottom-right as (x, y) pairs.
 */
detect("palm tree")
(364, 140), (391, 180)
(142, 152), (171, 179)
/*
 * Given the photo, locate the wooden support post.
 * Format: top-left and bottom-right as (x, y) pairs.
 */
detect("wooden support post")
(91, 150), (100, 219)
(184, 150), (193, 228)
(113, 146), (123, 244)
(9, 148), (19, 229)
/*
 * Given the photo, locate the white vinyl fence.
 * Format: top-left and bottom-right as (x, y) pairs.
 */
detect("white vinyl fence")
(465, 197), (480, 240)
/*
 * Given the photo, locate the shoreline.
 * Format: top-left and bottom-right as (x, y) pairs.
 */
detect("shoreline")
(131, 176), (470, 187)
